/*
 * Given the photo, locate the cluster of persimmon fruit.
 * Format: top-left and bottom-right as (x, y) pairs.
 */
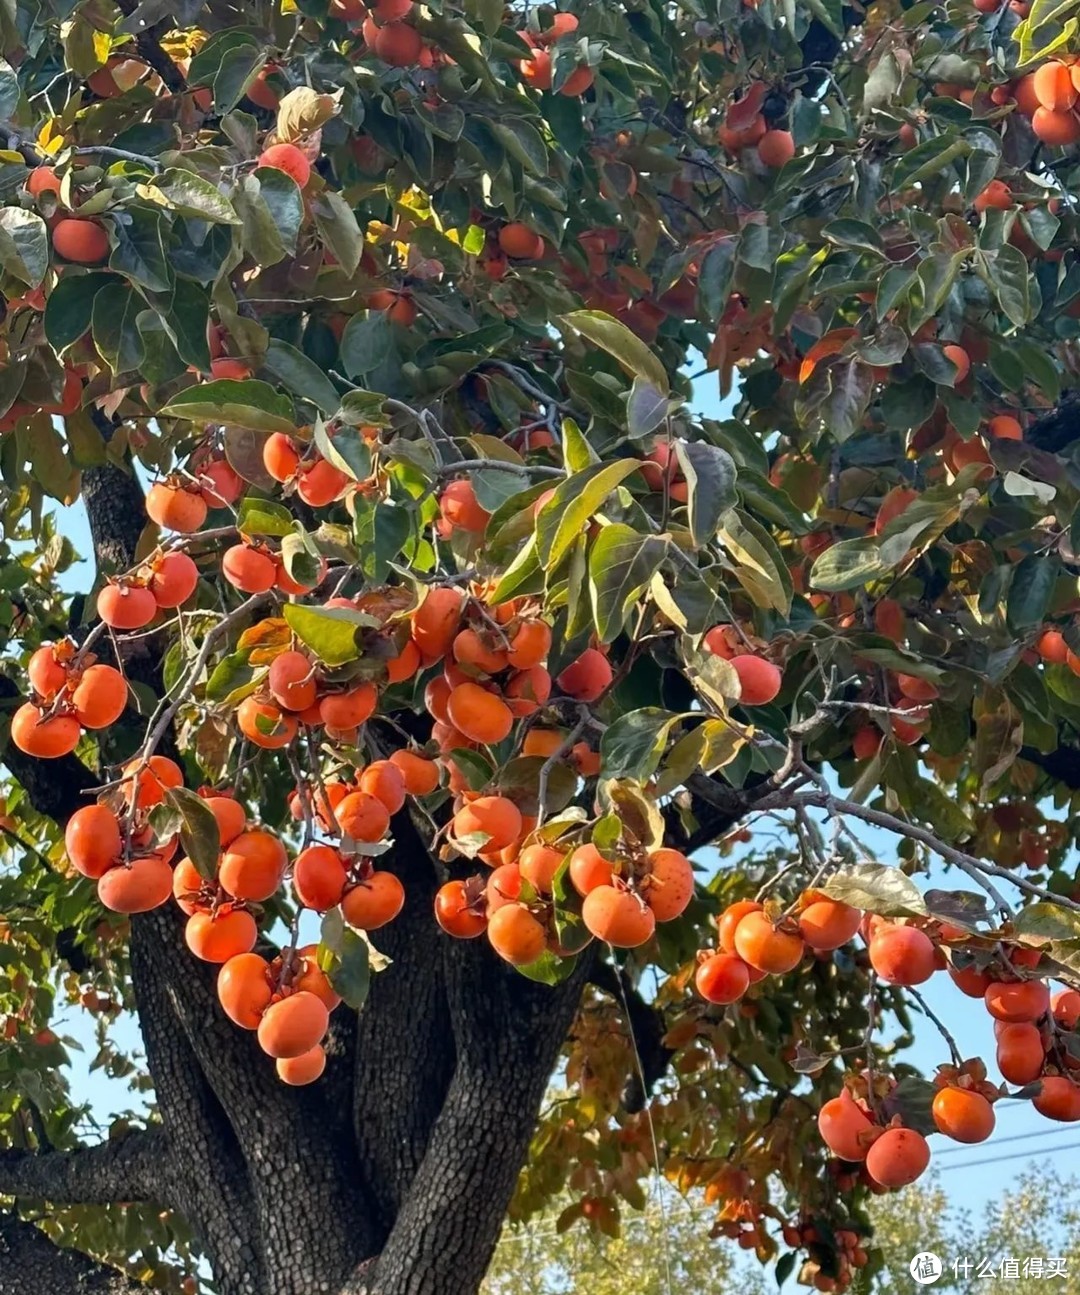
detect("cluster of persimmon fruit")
(697, 890), (1080, 1191)
(10, 640), (130, 759)
(716, 82), (796, 169)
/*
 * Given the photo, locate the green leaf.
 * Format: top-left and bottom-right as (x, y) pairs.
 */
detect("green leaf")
(810, 537), (886, 593)
(312, 191), (364, 276)
(327, 927), (371, 1008)
(92, 281), (145, 376)
(279, 531), (322, 588)
(165, 786), (221, 881)
(264, 339), (342, 415)
(353, 495), (412, 584)
(980, 244), (1038, 328)
(313, 418), (371, 482)
(161, 279), (214, 373)
(893, 135), (970, 189)
(204, 650), (258, 702)
(561, 416), (599, 472)
(282, 603), (378, 666)
(1013, 901), (1080, 941)
(252, 167), (304, 255)
(655, 717), (747, 795)
(697, 239), (737, 320)
(158, 380), (297, 433)
(515, 948), (578, 985)
(626, 375), (676, 439)
(599, 708), (683, 782)
(492, 118), (548, 176)
(43, 272), (116, 351)
(535, 459), (642, 571)
(110, 207), (172, 293)
(488, 532), (544, 603)
(589, 524), (668, 643)
(144, 169), (241, 224)
(0, 209), (48, 287)
(340, 312), (396, 380)
(559, 310), (669, 394)
(675, 441), (738, 547)
(822, 864), (927, 917)
(1006, 555), (1057, 635)
(716, 510), (792, 613)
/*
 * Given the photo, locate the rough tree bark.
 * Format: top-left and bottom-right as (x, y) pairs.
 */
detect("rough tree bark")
(0, 445), (749, 1295)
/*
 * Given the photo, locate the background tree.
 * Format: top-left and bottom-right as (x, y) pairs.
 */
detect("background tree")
(4, 0), (1080, 1293)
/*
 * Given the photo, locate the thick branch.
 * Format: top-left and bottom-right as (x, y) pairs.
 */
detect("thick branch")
(0, 1214), (147, 1294)
(0, 1130), (169, 1207)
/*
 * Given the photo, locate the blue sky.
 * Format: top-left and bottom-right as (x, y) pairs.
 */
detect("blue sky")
(34, 367), (1079, 1260)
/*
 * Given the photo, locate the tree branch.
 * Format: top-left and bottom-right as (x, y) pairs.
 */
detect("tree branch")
(0, 1131), (170, 1207)
(0, 1213), (148, 1294)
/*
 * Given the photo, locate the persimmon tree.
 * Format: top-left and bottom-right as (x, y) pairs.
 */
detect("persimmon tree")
(6, 0), (1080, 1291)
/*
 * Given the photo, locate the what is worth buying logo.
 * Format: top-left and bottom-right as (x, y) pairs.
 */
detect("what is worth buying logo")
(910, 1253), (944, 1285)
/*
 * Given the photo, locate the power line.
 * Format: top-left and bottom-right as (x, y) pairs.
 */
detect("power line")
(934, 1125), (1069, 1155)
(937, 1140), (1080, 1173)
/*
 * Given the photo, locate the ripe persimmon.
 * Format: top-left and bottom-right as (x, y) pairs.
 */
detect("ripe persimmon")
(718, 899), (764, 953)
(276, 1045), (326, 1085)
(507, 619), (551, 669)
(258, 142), (311, 187)
(11, 704), (80, 758)
(868, 923), (936, 985)
(237, 696), (298, 749)
(289, 945), (342, 1010)
(485, 862), (523, 912)
(984, 979), (1050, 1022)
(942, 344), (970, 383)
(28, 645), (69, 699)
(559, 64), (593, 96)
(146, 482), (207, 533)
(498, 223), (545, 259)
(949, 963), (993, 998)
(556, 648), (612, 701)
(798, 899), (862, 951)
(1034, 59), (1077, 111)
(263, 432), (301, 482)
(336, 791), (391, 842)
(65, 804), (122, 878)
(487, 902), (546, 964)
(70, 664), (127, 729)
(342, 870), (405, 929)
(1037, 629), (1070, 663)
(97, 582), (157, 630)
(268, 651), (317, 712)
(146, 552), (199, 607)
(1032, 106), (1080, 144)
(642, 847), (694, 921)
(293, 844), (348, 910)
(696, 952), (751, 1004)
(435, 879), (487, 937)
(222, 544), (277, 593)
(1052, 987), (1080, 1029)
(219, 829), (287, 901)
(257, 991), (329, 1058)
(385, 638), (421, 684)
(297, 458), (349, 507)
(198, 459), (244, 507)
(730, 655), (782, 706)
(817, 1088), (880, 1161)
(97, 856), (173, 913)
(185, 908), (258, 963)
(217, 952), (273, 1029)
(932, 1087), (995, 1143)
(1034, 1075), (1080, 1121)
(388, 749), (440, 795)
(520, 48), (553, 90)
(446, 681), (513, 744)
(504, 665), (552, 716)
(374, 21), (422, 65)
(172, 856), (208, 916)
(453, 795), (522, 851)
(568, 843), (614, 896)
(319, 683), (377, 729)
(27, 166), (62, 197)
(733, 911), (804, 974)
(519, 843), (564, 893)
(411, 586), (464, 662)
(440, 480), (490, 534)
(988, 414), (1022, 441)
(358, 760), (406, 814)
(124, 754), (183, 808)
(864, 1127), (930, 1188)
(757, 129), (795, 167)
(581, 885), (655, 947)
(52, 218), (110, 264)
